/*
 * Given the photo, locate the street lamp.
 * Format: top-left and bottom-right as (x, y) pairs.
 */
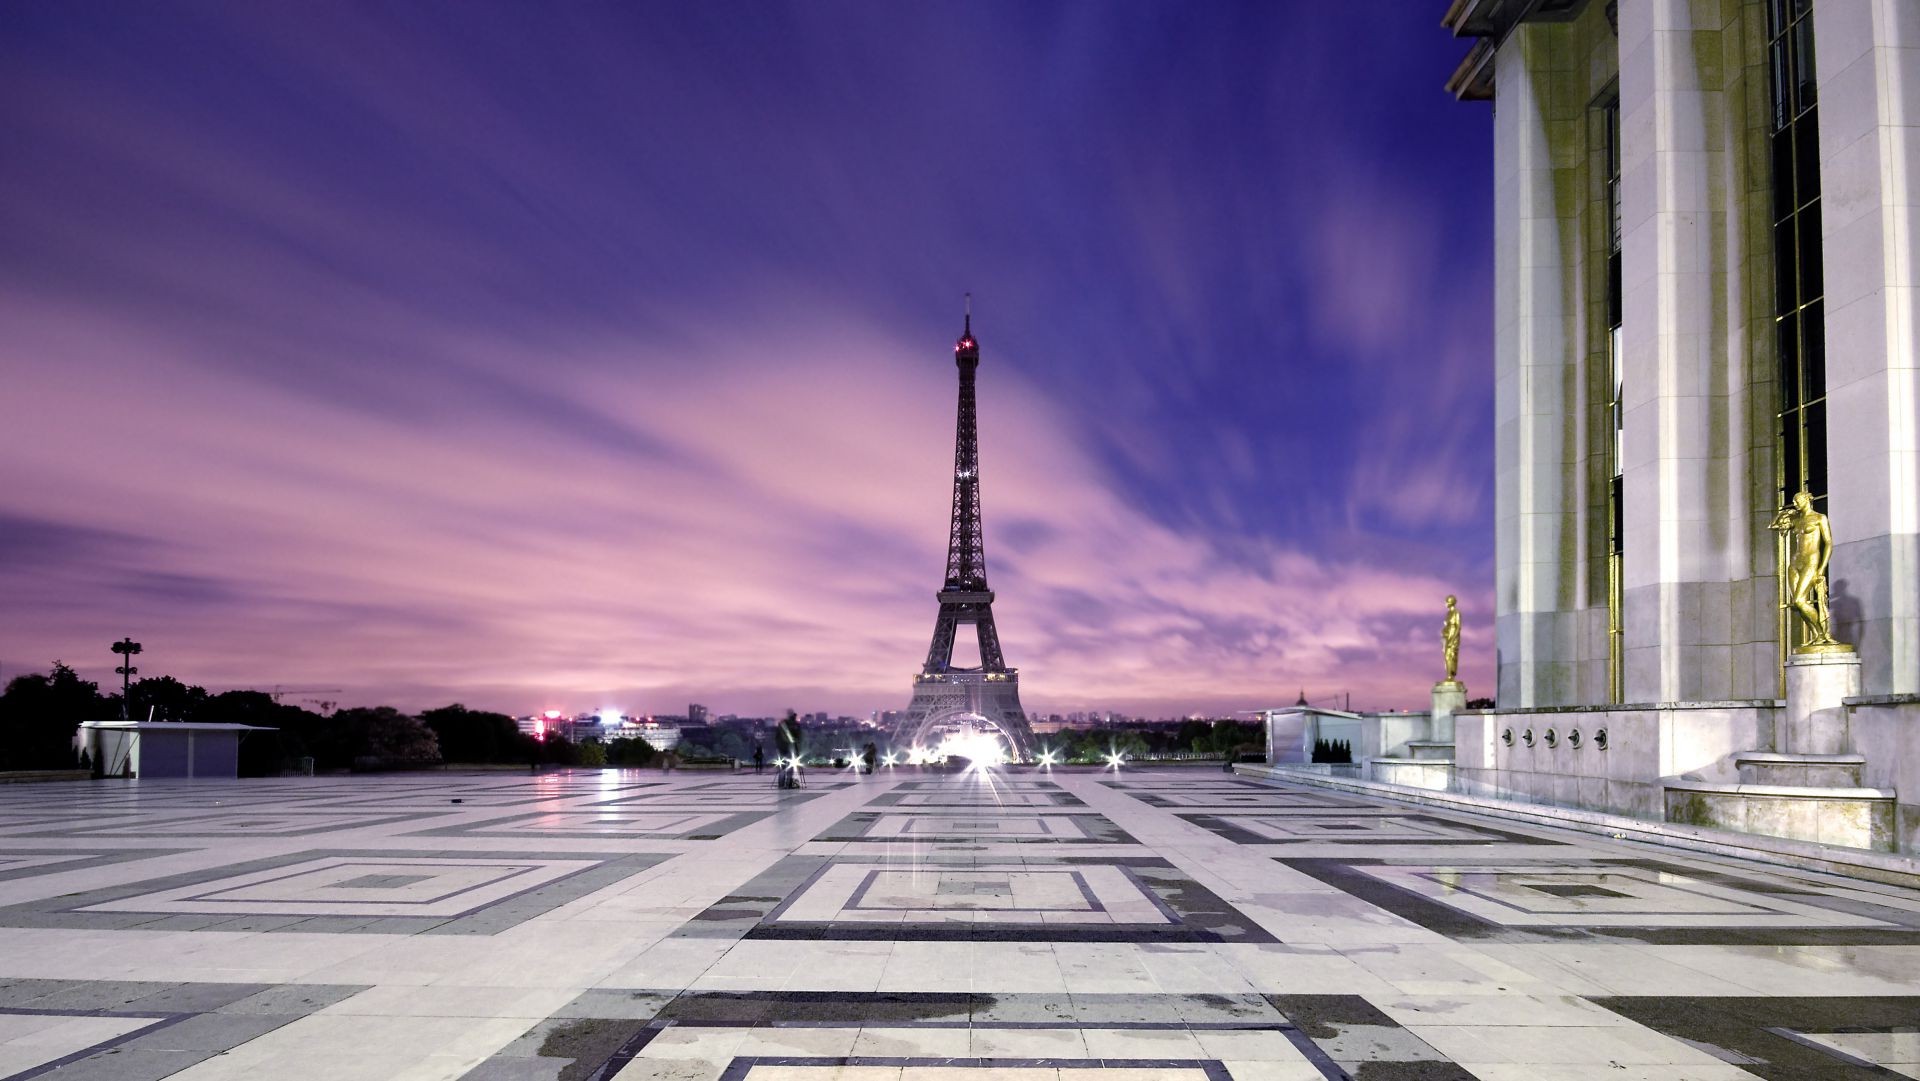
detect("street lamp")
(109, 638), (141, 721)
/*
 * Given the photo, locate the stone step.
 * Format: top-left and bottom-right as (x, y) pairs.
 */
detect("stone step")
(1662, 776), (1896, 852)
(1734, 752), (1865, 788)
(1369, 757), (1452, 791)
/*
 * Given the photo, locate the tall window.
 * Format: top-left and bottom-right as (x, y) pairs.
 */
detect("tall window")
(1768, 0), (1825, 511)
(1604, 96), (1625, 702)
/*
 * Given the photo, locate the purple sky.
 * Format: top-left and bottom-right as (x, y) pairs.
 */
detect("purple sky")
(0, 4), (1493, 718)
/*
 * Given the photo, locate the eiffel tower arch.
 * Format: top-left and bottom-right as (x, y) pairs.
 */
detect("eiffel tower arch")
(900, 304), (1035, 762)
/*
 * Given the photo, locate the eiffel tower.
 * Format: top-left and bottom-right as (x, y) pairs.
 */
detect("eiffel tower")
(899, 302), (1035, 762)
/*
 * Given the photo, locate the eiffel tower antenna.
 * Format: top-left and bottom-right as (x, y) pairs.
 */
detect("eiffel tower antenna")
(898, 305), (1034, 762)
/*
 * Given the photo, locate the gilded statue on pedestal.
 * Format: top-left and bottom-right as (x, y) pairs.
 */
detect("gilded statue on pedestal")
(1441, 594), (1461, 683)
(1769, 489), (1851, 653)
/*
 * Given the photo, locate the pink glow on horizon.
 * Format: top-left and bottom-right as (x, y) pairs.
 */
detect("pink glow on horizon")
(0, 295), (1492, 717)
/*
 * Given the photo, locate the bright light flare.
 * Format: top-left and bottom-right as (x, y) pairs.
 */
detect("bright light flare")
(1105, 751), (1125, 769)
(598, 708), (622, 726)
(937, 730), (1008, 768)
(1038, 748), (1058, 768)
(882, 752), (897, 766)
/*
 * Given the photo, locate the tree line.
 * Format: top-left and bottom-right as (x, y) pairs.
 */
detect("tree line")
(0, 664), (651, 775)
(0, 663), (1261, 775)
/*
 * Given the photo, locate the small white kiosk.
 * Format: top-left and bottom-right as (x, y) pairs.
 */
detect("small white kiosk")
(78, 721), (273, 779)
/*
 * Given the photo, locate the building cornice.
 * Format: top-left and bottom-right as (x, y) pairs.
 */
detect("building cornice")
(1443, 0), (1594, 101)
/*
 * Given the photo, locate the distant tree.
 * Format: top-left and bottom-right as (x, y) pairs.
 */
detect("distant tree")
(1466, 697), (1496, 710)
(1175, 720), (1214, 753)
(1110, 731), (1150, 761)
(121, 676), (209, 724)
(577, 738), (607, 768)
(1309, 738), (1352, 764)
(0, 663), (110, 770)
(198, 690), (325, 776)
(604, 736), (656, 767)
(539, 734), (581, 766)
(419, 704), (524, 764)
(332, 707), (440, 767)
(706, 727), (752, 763)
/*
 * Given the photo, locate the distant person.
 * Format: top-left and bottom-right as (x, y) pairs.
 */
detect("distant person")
(863, 742), (878, 775)
(753, 744), (765, 774)
(775, 711), (801, 789)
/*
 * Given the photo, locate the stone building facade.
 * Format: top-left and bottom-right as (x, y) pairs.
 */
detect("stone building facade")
(1449, 0), (1918, 707)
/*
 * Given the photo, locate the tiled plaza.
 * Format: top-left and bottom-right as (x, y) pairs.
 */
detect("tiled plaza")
(0, 770), (1918, 1079)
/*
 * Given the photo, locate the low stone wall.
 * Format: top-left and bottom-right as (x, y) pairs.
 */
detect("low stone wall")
(1846, 695), (1920, 852)
(1268, 695), (1920, 857)
(1663, 778), (1897, 850)
(1369, 758), (1451, 790)
(0, 770), (91, 784)
(1452, 702), (1776, 818)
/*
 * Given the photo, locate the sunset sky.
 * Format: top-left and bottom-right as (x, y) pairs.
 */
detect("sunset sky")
(0, 5), (1493, 718)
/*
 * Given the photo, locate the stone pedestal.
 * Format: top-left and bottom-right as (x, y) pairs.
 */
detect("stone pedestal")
(1783, 651), (1862, 755)
(1431, 681), (1466, 744)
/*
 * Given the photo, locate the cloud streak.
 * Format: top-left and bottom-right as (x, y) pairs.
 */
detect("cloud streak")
(0, 4), (1495, 716)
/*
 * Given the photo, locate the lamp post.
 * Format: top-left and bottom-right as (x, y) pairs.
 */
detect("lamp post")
(110, 638), (141, 721)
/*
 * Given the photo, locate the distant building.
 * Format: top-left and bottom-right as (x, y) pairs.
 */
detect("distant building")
(688, 703), (709, 724)
(79, 721), (272, 779)
(517, 711), (566, 741)
(631, 721), (682, 752)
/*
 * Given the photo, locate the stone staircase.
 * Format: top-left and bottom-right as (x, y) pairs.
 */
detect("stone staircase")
(1662, 651), (1897, 852)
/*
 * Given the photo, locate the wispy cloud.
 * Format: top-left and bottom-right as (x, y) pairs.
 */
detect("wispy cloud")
(0, 4), (1494, 716)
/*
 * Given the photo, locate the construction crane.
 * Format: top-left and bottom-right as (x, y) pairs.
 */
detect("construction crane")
(239, 687), (345, 713)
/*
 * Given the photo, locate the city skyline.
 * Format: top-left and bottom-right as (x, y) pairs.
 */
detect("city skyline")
(0, 6), (1493, 716)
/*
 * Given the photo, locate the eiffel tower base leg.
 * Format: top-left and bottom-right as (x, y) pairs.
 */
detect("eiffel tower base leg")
(901, 671), (1034, 762)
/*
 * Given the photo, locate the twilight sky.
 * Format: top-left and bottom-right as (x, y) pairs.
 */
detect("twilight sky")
(0, 4), (1493, 719)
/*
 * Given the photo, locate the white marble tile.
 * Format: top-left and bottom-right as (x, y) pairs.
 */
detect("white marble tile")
(2, 768), (1918, 1080)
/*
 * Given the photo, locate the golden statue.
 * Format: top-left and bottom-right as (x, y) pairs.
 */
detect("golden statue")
(1441, 595), (1461, 683)
(1769, 490), (1850, 653)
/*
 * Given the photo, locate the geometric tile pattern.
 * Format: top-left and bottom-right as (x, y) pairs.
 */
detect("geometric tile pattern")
(1124, 788), (1381, 811)
(0, 848), (187, 883)
(40, 811), (448, 836)
(690, 853), (1278, 943)
(0, 979), (360, 1081)
(1178, 811), (1563, 846)
(865, 778), (1087, 808)
(0, 849), (669, 934)
(594, 790), (828, 809)
(413, 808), (774, 840)
(814, 809), (1136, 844)
(0, 1010), (173, 1078)
(6, 769), (1920, 1079)
(1591, 996), (1920, 1080)
(461, 990), (1465, 1081)
(1282, 855), (1920, 945)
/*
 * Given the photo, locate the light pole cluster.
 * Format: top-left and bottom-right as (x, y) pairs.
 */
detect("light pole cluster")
(110, 637), (141, 721)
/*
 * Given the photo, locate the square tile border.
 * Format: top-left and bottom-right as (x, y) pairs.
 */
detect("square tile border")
(0, 849), (670, 935)
(1281, 855), (1920, 945)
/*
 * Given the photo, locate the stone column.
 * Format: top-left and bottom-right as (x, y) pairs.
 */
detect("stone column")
(1814, 0), (1920, 696)
(1492, 25), (1581, 707)
(1615, 0), (1753, 703)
